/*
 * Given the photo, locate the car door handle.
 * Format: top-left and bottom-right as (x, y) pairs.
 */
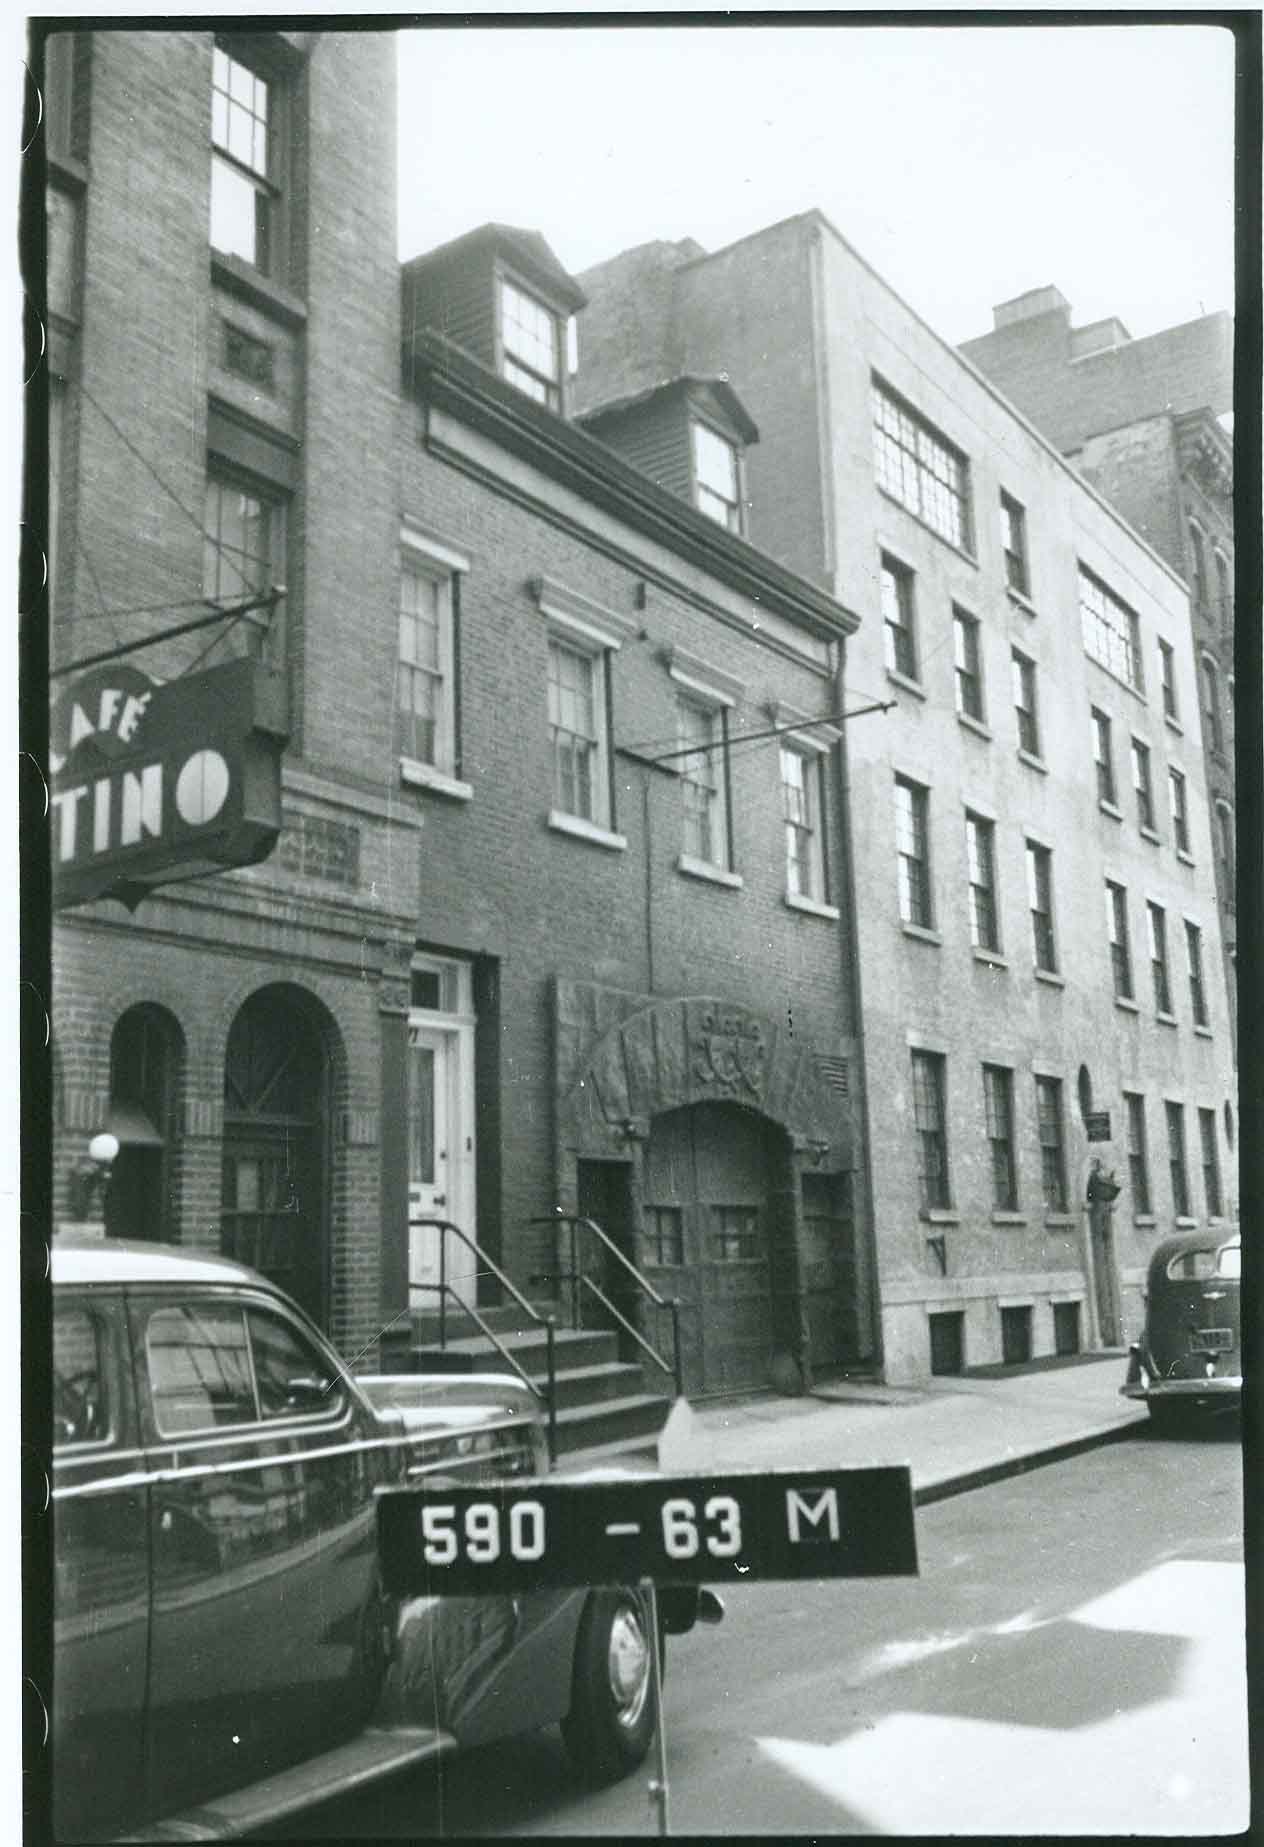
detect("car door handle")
(432, 1195), (446, 1207)
(160, 1509), (173, 1533)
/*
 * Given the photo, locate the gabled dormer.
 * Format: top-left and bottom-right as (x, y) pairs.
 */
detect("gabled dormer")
(578, 377), (759, 537)
(401, 223), (587, 415)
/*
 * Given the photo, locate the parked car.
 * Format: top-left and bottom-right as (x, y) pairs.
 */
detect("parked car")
(1121, 1228), (1241, 1430)
(51, 1238), (717, 1841)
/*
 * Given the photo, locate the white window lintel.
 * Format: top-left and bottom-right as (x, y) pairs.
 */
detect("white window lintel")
(770, 700), (841, 753)
(401, 522), (470, 575)
(532, 575), (640, 651)
(665, 646), (744, 708)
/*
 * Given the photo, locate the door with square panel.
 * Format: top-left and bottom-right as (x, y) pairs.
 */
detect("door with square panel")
(641, 1102), (780, 1396)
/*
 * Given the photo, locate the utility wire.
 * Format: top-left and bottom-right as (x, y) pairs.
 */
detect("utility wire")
(78, 380), (218, 559)
(49, 589), (283, 679)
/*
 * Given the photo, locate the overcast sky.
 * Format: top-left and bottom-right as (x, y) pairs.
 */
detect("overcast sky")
(397, 20), (1235, 348)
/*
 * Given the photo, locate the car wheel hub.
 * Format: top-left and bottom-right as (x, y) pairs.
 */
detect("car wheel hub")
(606, 1606), (650, 1729)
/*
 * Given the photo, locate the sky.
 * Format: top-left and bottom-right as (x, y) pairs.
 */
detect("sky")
(397, 20), (1236, 349)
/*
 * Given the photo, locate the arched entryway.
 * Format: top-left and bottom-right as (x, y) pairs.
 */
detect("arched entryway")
(222, 986), (332, 1327)
(104, 1004), (184, 1242)
(643, 1101), (791, 1397)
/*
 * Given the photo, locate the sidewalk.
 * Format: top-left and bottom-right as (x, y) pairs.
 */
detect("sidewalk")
(656, 1354), (1149, 1502)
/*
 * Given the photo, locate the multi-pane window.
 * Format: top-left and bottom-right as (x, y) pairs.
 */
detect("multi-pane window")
(211, 44), (276, 274)
(203, 474), (285, 665)
(548, 638), (606, 825)
(1185, 920), (1209, 1027)
(911, 1051), (950, 1210)
(1000, 491), (1029, 595)
(1106, 880), (1133, 1000)
(1035, 1076), (1068, 1211)
(1092, 708), (1117, 806)
(1197, 1100), (1219, 1219)
(781, 745), (828, 903)
(1148, 903), (1172, 1015)
(1026, 840), (1057, 973)
(1201, 656), (1224, 753)
(953, 609), (984, 721)
(1168, 768), (1190, 855)
(679, 698), (729, 869)
(1012, 650), (1040, 756)
(1188, 522), (1209, 611)
(1199, 1108), (1223, 1217)
(965, 812), (999, 952)
(881, 555), (918, 680)
(1131, 738), (1156, 832)
(397, 553), (457, 774)
(983, 1065), (1018, 1209)
(1124, 1092), (1152, 1215)
(641, 1206), (683, 1268)
(500, 278), (561, 408)
(1213, 550), (1232, 629)
(709, 1206), (762, 1262)
(1158, 639), (1178, 721)
(872, 378), (971, 549)
(1215, 801), (1235, 894)
(1079, 566), (1143, 690)
(894, 776), (932, 927)
(692, 422), (742, 533)
(1166, 1101), (1191, 1217)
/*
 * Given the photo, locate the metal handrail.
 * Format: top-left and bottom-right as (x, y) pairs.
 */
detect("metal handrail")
(578, 1273), (678, 1390)
(408, 1217), (558, 1465)
(531, 1213), (684, 1399)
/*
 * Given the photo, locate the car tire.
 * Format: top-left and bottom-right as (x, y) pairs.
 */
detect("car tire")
(560, 1587), (660, 1785)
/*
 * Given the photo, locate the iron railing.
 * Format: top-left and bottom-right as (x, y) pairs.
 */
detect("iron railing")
(531, 1213), (684, 1399)
(407, 1217), (558, 1465)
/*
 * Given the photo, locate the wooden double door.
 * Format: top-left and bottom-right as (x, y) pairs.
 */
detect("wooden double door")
(640, 1102), (786, 1397)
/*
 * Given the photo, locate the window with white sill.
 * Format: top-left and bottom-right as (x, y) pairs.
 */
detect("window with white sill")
(397, 540), (464, 782)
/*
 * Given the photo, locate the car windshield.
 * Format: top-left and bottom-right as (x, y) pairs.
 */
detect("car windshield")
(1217, 1244), (1241, 1279)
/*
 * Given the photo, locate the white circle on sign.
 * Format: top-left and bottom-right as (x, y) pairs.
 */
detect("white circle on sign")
(175, 750), (231, 826)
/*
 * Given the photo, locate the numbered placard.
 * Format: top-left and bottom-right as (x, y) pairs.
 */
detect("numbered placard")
(377, 1467), (918, 1595)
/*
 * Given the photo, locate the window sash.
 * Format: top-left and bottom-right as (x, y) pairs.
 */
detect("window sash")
(692, 423), (741, 531)
(1012, 652), (1038, 754)
(1124, 1093), (1152, 1215)
(1159, 641), (1178, 720)
(1001, 494), (1029, 594)
(1132, 741), (1155, 830)
(1106, 883), (1133, 998)
(1092, 710), (1116, 804)
(1201, 658), (1223, 752)
(1199, 1109), (1222, 1216)
(397, 559), (455, 771)
(895, 779), (931, 926)
(983, 1066), (1017, 1209)
(548, 639), (604, 822)
(1169, 770), (1190, 853)
(500, 279), (560, 403)
(965, 814), (998, 951)
(1080, 568), (1142, 690)
(203, 475), (284, 666)
(882, 560), (917, 678)
(953, 613), (983, 719)
(1036, 1078), (1068, 1210)
(873, 380), (971, 549)
(1026, 843), (1056, 972)
(911, 1053), (950, 1210)
(1148, 904), (1172, 1014)
(680, 699), (727, 867)
(781, 747), (825, 900)
(1166, 1103), (1190, 1216)
(1185, 923), (1208, 1026)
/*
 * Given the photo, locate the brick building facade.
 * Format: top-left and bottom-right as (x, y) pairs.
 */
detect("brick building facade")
(45, 31), (866, 1397)
(961, 289), (1237, 1050)
(575, 214), (1238, 1381)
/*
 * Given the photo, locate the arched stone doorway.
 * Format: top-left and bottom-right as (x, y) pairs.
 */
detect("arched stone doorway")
(105, 1004), (184, 1242)
(222, 986), (332, 1327)
(555, 986), (866, 1396)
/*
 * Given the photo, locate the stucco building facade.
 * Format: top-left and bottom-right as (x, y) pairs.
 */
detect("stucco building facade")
(574, 214), (1238, 1381)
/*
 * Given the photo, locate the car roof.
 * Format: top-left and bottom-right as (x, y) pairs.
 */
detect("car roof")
(1147, 1228), (1240, 1273)
(52, 1236), (265, 1291)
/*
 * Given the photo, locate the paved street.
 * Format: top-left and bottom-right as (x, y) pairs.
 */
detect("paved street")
(269, 1424), (1245, 1838)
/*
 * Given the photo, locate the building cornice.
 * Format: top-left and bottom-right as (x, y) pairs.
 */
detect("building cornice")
(406, 331), (858, 642)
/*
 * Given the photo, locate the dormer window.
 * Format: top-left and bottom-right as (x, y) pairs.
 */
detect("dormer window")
(692, 421), (741, 533)
(499, 277), (561, 409)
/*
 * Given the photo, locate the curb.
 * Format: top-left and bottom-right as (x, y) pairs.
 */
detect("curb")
(913, 1413), (1149, 1506)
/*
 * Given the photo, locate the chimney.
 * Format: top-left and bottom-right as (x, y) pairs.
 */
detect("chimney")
(992, 285), (1071, 330)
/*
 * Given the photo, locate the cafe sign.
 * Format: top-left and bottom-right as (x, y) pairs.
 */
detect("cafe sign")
(50, 656), (288, 911)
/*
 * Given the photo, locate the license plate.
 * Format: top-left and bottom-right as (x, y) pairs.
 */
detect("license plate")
(1190, 1328), (1232, 1351)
